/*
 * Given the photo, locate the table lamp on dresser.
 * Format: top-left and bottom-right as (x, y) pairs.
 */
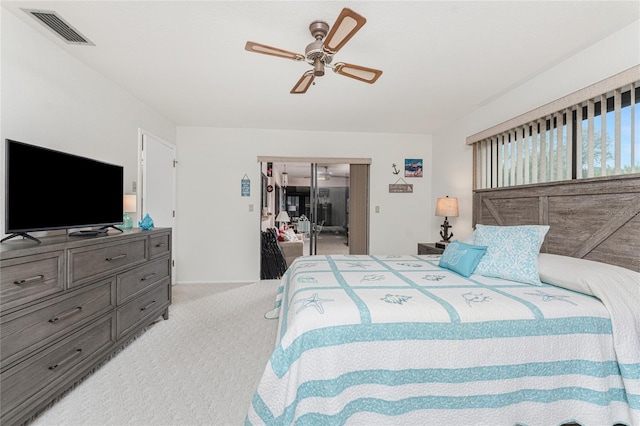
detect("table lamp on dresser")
(121, 194), (137, 230)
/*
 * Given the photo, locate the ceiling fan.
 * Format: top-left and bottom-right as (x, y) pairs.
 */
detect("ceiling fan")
(319, 166), (332, 181)
(245, 8), (383, 94)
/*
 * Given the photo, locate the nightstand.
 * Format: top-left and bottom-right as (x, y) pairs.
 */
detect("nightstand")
(417, 243), (445, 255)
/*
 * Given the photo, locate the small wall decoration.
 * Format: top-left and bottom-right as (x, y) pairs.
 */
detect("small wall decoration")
(389, 178), (413, 193)
(405, 159), (423, 177)
(241, 174), (251, 197)
(267, 184), (274, 193)
(392, 163), (400, 175)
(267, 162), (273, 177)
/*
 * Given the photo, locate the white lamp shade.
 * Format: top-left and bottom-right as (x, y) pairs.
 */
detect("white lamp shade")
(435, 197), (459, 217)
(123, 194), (137, 213)
(275, 210), (291, 223)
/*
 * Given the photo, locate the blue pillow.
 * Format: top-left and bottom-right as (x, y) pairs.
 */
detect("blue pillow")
(438, 240), (488, 277)
(473, 224), (549, 285)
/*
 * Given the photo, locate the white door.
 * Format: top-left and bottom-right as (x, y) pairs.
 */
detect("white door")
(141, 132), (176, 282)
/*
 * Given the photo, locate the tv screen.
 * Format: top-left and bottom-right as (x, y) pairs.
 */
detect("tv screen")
(4, 139), (124, 236)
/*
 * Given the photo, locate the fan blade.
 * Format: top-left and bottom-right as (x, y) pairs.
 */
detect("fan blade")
(322, 8), (366, 54)
(334, 63), (383, 84)
(245, 41), (304, 61)
(290, 71), (315, 94)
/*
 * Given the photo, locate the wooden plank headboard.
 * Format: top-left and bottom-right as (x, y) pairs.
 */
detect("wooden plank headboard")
(473, 174), (640, 272)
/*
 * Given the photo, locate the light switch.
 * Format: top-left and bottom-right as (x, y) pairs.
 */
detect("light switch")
(249, 204), (254, 212)
(375, 206), (380, 213)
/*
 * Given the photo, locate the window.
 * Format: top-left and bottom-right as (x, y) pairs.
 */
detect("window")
(469, 67), (639, 189)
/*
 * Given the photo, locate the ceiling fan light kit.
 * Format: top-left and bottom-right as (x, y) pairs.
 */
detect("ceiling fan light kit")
(245, 8), (382, 94)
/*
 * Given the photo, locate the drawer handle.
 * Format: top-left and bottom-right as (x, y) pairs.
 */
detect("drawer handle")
(49, 306), (83, 323)
(154, 243), (166, 248)
(14, 274), (45, 285)
(49, 348), (82, 371)
(106, 254), (127, 262)
(140, 300), (156, 311)
(141, 273), (157, 282)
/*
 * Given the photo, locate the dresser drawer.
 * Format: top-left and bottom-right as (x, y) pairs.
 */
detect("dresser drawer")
(117, 282), (170, 339)
(0, 315), (115, 418)
(69, 238), (147, 287)
(1, 279), (115, 369)
(1, 251), (64, 311)
(117, 257), (170, 305)
(149, 233), (170, 259)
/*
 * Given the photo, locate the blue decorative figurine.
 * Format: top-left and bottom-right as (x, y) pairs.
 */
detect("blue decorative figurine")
(138, 213), (154, 230)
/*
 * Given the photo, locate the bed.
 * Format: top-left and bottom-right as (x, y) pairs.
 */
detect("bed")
(247, 175), (640, 425)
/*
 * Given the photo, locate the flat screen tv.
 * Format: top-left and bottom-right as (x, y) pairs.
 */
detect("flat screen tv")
(3, 139), (124, 243)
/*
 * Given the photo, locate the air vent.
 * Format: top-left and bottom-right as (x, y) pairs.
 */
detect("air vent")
(22, 9), (94, 46)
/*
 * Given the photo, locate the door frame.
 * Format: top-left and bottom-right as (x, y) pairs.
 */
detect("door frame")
(138, 128), (177, 283)
(257, 156), (371, 255)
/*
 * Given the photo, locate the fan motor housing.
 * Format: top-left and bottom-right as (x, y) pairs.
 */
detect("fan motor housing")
(309, 20), (329, 40)
(305, 21), (332, 76)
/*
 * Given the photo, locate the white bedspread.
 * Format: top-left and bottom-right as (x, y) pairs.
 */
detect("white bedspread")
(248, 254), (639, 425)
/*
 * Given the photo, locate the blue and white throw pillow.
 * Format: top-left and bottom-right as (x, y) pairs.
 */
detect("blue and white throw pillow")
(473, 224), (549, 285)
(439, 240), (488, 277)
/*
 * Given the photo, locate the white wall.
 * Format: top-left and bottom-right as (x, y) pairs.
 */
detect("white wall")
(432, 19), (640, 241)
(175, 126), (432, 283)
(5, 3), (635, 284)
(0, 9), (176, 239)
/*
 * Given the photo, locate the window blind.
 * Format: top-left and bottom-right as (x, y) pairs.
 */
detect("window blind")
(469, 66), (640, 189)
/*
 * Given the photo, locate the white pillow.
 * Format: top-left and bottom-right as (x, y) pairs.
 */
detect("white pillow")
(538, 253), (640, 297)
(284, 229), (298, 241)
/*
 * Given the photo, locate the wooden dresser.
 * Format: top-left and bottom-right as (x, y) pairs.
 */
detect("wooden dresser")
(0, 228), (172, 426)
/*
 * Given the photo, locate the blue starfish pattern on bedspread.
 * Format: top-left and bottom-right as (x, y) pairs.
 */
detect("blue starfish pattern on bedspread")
(294, 293), (333, 314)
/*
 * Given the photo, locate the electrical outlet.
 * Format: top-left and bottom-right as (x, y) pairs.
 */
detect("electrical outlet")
(132, 181), (137, 192)
(249, 204), (254, 212)
(375, 206), (380, 213)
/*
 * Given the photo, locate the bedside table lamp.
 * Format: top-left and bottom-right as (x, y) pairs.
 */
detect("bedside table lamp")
(121, 194), (137, 230)
(435, 196), (458, 242)
(275, 210), (291, 230)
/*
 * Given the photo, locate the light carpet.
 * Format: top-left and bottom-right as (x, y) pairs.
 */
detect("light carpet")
(31, 280), (281, 426)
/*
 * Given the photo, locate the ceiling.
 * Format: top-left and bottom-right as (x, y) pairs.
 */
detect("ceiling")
(3, 1), (639, 138)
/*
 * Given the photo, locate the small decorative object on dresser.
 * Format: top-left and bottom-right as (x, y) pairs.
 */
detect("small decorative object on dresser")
(417, 242), (445, 255)
(0, 228), (172, 426)
(138, 213), (154, 230)
(120, 194), (137, 230)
